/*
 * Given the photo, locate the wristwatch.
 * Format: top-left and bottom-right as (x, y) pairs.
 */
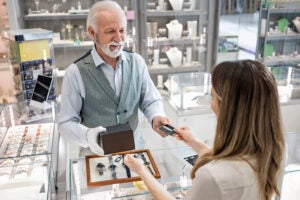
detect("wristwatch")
(96, 162), (105, 176)
(122, 155), (131, 178)
(108, 156), (117, 179)
(141, 153), (154, 175)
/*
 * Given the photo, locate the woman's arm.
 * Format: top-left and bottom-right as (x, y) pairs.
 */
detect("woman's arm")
(174, 126), (210, 156)
(124, 154), (175, 200)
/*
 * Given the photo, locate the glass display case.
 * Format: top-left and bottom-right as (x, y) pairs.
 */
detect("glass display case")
(167, 72), (211, 112)
(68, 146), (197, 200)
(2, 28), (56, 102)
(0, 101), (57, 200)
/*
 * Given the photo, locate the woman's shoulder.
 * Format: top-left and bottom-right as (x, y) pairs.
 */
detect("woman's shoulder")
(192, 158), (260, 200)
(200, 158), (258, 188)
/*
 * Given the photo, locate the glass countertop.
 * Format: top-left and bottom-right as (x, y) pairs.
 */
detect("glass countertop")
(69, 146), (197, 200)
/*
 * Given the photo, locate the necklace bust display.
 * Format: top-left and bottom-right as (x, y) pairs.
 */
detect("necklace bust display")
(169, 0), (183, 11)
(166, 20), (183, 40)
(166, 47), (182, 67)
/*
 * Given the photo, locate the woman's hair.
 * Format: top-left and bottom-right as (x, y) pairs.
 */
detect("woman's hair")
(191, 60), (285, 200)
(87, 0), (126, 32)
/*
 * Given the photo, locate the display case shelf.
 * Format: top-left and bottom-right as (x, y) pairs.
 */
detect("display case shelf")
(259, 58), (300, 66)
(146, 36), (202, 45)
(144, 9), (207, 17)
(265, 8), (300, 14)
(24, 13), (88, 20)
(260, 35), (300, 41)
(149, 64), (204, 74)
(53, 41), (93, 49)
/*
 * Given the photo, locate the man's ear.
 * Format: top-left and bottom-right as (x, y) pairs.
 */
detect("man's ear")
(87, 26), (95, 41)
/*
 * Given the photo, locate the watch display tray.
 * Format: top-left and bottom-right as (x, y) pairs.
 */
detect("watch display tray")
(85, 149), (160, 187)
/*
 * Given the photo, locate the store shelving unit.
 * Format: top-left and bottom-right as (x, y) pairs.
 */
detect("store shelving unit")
(17, 0), (138, 66)
(137, 0), (214, 84)
(5, 0), (219, 93)
(256, 0), (300, 100)
(7, 0), (139, 94)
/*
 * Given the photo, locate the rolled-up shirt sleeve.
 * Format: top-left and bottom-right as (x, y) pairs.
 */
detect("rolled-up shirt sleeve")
(137, 54), (166, 122)
(58, 64), (89, 147)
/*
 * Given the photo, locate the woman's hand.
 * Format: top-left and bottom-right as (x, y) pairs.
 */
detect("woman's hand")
(173, 126), (197, 146)
(124, 154), (147, 175)
(174, 126), (210, 155)
(124, 154), (175, 200)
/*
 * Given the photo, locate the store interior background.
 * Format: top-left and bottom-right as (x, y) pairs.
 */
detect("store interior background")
(0, 0), (300, 199)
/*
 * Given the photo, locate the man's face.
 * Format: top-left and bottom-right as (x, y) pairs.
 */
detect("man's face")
(90, 10), (127, 58)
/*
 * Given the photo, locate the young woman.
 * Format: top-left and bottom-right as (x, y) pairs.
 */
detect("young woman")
(125, 60), (285, 200)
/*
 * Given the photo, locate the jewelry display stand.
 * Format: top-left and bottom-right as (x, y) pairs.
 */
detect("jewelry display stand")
(292, 17), (300, 33)
(166, 20), (183, 40)
(168, 0), (184, 11)
(166, 47), (183, 68)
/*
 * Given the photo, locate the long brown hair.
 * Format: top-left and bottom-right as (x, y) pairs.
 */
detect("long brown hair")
(191, 60), (285, 200)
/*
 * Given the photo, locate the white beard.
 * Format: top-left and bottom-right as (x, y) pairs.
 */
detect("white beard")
(99, 41), (124, 58)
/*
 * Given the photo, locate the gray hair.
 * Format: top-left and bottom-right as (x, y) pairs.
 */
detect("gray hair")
(87, 0), (126, 31)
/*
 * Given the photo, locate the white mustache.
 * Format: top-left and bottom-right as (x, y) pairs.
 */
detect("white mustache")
(109, 41), (124, 46)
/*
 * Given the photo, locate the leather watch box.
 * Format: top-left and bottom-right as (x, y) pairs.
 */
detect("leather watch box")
(98, 123), (135, 154)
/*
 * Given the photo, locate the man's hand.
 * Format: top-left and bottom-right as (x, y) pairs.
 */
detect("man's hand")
(86, 126), (106, 155)
(152, 116), (172, 137)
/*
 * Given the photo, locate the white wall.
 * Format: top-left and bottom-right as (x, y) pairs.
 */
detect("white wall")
(281, 102), (300, 133)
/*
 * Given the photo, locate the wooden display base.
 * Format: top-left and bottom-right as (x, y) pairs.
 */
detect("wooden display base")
(85, 149), (160, 187)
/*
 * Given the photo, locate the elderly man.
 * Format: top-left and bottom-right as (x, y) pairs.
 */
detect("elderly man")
(58, 0), (170, 155)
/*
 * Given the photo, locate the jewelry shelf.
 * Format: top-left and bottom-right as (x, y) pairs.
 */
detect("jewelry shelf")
(260, 35), (300, 41)
(144, 36), (202, 46)
(263, 8), (300, 14)
(144, 9), (207, 17)
(258, 57), (300, 66)
(148, 64), (204, 75)
(24, 13), (88, 21)
(53, 41), (93, 49)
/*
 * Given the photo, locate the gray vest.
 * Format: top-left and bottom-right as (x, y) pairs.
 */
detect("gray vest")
(76, 51), (141, 131)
